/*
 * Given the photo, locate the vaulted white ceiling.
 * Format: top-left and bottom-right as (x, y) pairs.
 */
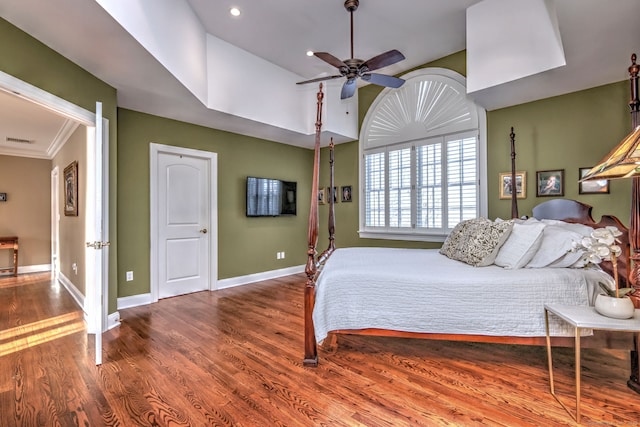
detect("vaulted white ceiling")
(1, 0), (639, 158)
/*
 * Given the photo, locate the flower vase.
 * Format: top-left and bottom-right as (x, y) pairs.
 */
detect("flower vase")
(594, 294), (636, 319)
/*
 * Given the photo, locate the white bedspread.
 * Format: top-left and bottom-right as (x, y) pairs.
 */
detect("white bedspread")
(313, 247), (612, 343)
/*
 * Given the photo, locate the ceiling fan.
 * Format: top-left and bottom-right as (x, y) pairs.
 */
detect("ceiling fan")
(296, 0), (406, 99)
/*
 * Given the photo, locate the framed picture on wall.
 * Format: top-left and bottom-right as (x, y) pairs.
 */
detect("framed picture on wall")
(579, 167), (610, 194)
(341, 185), (352, 202)
(318, 187), (326, 205)
(499, 171), (526, 199)
(64, 161), (78, 216)
(536, 169), (564, 197)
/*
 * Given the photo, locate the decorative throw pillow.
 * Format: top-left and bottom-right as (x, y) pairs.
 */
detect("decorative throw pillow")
(494, 221), (547, 269)
(448, 218), (514, 266)
(439, 220), (470, 258)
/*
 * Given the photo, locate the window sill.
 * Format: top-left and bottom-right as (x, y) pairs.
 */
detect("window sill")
(358, 230), (447, 243)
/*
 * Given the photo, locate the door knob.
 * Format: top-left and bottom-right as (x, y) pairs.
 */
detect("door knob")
(86, 241), (111, 249)
(200, 228), (208, 234)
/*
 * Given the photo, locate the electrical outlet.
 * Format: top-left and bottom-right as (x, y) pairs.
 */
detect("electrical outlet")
(126, 271), (134, 281)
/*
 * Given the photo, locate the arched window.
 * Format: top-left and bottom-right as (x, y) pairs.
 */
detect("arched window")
(359, 68), (487, 242)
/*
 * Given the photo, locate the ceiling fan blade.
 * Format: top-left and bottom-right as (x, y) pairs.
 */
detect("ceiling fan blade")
(296, 74), (344, 85)
(341, 79), (357, 99)
(362, 73), (405, 89)
(314, 52), (348, 69)
(361, 49), (405, 72)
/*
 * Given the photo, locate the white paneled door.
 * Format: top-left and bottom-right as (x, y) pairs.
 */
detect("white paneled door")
(85, 102), (109, 365)
(157, 151), (211, 298)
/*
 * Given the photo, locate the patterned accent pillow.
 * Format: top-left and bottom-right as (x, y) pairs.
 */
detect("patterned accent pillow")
(446, 218), (514, 266)
(439, 220), (470, 258)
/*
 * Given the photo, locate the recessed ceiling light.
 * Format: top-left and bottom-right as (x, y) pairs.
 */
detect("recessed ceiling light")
(229, 7), (241, 17)
(306, 51), (314, 57)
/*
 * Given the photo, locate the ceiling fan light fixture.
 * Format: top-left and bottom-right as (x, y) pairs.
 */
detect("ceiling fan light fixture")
(306, 50), (314, 57)
(295, 0), (405, 98)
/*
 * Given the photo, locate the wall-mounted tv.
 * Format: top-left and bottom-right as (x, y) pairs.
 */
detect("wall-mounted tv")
(246, 176), (297, 217)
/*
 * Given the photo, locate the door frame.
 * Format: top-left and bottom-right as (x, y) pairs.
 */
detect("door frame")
(149, 143), (218, 302)
(51, 166), (60, 279)
(0, 71), (109, 363)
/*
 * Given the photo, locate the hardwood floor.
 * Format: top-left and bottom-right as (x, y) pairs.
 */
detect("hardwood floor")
(1, 272), (639, 426)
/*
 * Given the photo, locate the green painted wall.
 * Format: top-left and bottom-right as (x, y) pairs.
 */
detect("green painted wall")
(328, 50), (633, 250)
(487, 81), (631, 222)
(0, 18), (119, 313)
(117, 109), (313, 297)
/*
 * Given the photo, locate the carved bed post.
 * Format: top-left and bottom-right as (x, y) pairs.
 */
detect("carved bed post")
(327, 139), (336, 252)
(509, 127), (518, 219)
(629, 54), (640, 286)
(304, 84), (324, 366)
(627, 53), (640, 393)
(318, 139), (336, 263)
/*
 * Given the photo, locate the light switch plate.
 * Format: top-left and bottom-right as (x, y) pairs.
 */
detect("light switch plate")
(0, 193), (6, 202)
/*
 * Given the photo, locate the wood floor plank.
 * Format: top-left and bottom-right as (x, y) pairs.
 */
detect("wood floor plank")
(1, 272), (640, 426)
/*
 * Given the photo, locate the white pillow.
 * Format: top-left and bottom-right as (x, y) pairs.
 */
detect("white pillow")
(540, 219), (593, 237)
(525, 225), (586, 268)
(494, 221), (546, 269)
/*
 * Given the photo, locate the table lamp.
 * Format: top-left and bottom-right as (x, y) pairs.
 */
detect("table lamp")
(580, 53), (639, 393)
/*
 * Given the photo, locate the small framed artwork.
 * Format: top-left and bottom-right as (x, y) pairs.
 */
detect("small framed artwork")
(341, 185), (352, 202)
(579, 167), (609, 194)
(499, 171), (526, 200)
(536, 169), (564, 197)
(0, 192), (6, 202)
(318, 187), (326, 205)
(64, 161), (79, 216)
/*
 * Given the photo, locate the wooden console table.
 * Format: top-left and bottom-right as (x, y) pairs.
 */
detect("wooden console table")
(0, 236), (18, 276)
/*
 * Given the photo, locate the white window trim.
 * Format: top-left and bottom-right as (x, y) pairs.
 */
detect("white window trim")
(358, 68), (487, 242)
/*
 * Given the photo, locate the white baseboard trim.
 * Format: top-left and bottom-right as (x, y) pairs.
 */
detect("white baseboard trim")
(18, 264), (51, 274)
(117, 293), (153, 310)
(107, 311), (121, 330)
(217, 264), (304, 290)
(30, 269), (119, 333)
(116, 266), (304, 310)
(57, 271), (85, 310)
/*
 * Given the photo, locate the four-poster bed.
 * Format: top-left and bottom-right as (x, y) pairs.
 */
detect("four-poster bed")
(303, 58), (640, 393)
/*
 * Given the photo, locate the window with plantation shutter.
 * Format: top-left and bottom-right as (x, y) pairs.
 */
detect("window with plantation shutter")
(364, 151), (385, 227)
(388, 146), (412, 228)
(359, 69), (487, 242)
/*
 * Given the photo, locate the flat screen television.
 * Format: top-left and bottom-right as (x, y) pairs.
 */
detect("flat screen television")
(246, 176), (297, 217)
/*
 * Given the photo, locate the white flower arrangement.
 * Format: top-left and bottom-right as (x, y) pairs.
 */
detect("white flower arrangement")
(572, 226), (633, 298)
(573, 226), (622, 265)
